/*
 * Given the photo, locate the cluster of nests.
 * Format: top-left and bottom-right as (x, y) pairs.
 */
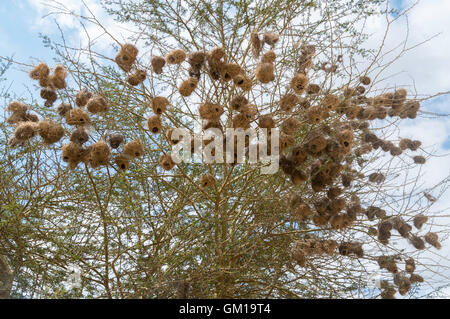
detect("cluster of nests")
(6, 78), (144, 171)
(291, 236), (363, 268)
(289, 188), (439, 298)
(113, 30), (426, 179)
(108, 34), (274, 179)
(377, 256), (424, 298)
(288, 191), (363, 231)
(376, 214), (441, 250)
(6, 32), (429, 192)
(57, 86), (145, 170)
(5, 63), (69, 146)
(363, 131), (425, 164)
(29, 62), (68, 107)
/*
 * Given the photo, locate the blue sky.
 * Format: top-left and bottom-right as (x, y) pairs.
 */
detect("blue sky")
(0, 1), (53, 95)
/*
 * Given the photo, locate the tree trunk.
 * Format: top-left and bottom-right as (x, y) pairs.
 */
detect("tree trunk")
(0, 255), (13, 299)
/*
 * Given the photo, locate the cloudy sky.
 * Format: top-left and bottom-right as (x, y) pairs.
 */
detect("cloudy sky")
(1, 0), (450, 297)
(1, 0), (449, 144)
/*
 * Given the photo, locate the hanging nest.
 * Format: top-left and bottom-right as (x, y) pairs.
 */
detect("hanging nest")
(258, 114), (275, 129)
(127, 69), (147, 86)
(413, 214), (428, 229)
(327, 187), (342, 200)
(166, 49), (187, 64)
(279, 134), (295, 152)
(40, 87), (58, 107)
(14, 121), (38, 142)
(233, 73), (252, 91)
(294, 203), (314, 222)
(179, 77), (198, 97)
(7, 111), (37, 124)
(200, 174), (215, 188)
(75, 88), (93, 107)
(88, 140), (111, 168)
(322, 94), (339, 111)
(61, 142), (84, 168)
(410, 274), (424, 284)
(29, 62), (50, 80)
(338, 242), (364, 257)
(6, 101), (38, 124)
(166, 128), (182, 145)
(424, 232), (441, 249)
(409, 235), (425, 250)
(262, 32), (279, 46)
(220, 63), (242, 81)
(115, 43), (139, 72)
(290, 169), (307, 185)
(392, 88), (407, 107)
(250, 31), (262, 58)
(151, 96), (169, 115)
(114, 153), (131, 171)
(377, 255), (398, 274)
(108, 133), (124, 149)
(394, 273), (411, 296)
(199, 103), (224, 120)
(289, 73), (308, 94)
(261, 50), (276, 64)
(279, 93), (299, 113)
(391, 217), (412, 238)
(364, 206), (386, 220)
(336, 129), (354, 148)
(306, 105), (325, 124)
(7, 101), (28, 113)
(368, 172), (385, 184)
(281, 117), (301, 135)
(230, 95), (248, 112)
(151, 56), (166, 74)
(147, 115), (162, 134)
(255, 62), (274, 83)
(240, 104), (257, 121)
(413, 155), (426, 164)
(232, 113), (251, 130)
(50, 65), (68, 89)
(297, 45), (315, 73)
(405, 258), (415, 273)
(203, 119), (223, 132)
(123, 139), (144, 158)
(159, 153), (175, 171)
(307, 84), (321, 95)
(65, 108), (90, 126)
(86, 95), (109, 113)
(208, 47), (225, 61)
(70, 127), (90, 145)
(360, 76), (371, 85)
(38, 119), (65, 145)
(56, 103), (72, 117)
(289, 145), (307, 165)
(188, 51), (206, 69)
(188, 66), (201, 79)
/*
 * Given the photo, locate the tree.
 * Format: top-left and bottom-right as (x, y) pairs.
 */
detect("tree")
(0, 0), (449, 298)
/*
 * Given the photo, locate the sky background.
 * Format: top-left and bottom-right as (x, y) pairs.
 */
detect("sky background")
(1, 0), (450, 297)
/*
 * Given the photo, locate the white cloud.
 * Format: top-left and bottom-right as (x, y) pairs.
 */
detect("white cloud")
(26, 0), (135, 58)
(364, 0), (450, 95)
